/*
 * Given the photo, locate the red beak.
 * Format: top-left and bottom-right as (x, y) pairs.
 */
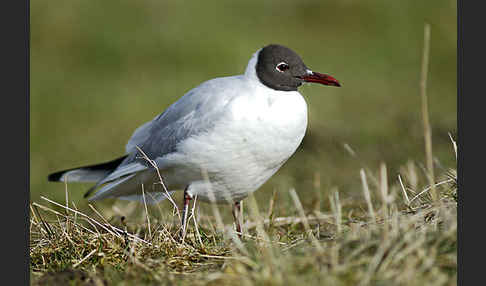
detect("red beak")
(300, 71), (341, 87)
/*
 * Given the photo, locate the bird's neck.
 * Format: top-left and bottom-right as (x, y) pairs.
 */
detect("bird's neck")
(243, 48), (262, 82)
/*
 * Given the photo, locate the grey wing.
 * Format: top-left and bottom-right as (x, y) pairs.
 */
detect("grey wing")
(124, 77), (238, 163)
(87, 76), (241, 201)
(125, 120), (154, 154)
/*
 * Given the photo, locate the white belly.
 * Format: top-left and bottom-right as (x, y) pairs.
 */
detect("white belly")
(161, 90), (308, 203)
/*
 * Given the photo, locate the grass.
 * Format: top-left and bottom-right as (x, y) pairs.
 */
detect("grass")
(30, 1), (456, 284)
(30, 159), (457, 285)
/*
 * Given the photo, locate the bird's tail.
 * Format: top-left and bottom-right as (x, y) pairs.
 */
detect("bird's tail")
(47, 155), (128, 183)
(48, 155), (172, 204)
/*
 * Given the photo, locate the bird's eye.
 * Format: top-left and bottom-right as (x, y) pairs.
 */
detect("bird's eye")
(276, 62), (290, 72)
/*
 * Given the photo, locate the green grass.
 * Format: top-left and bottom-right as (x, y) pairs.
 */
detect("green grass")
(30, 161), (457, 285)
(30, 0), (456, 284)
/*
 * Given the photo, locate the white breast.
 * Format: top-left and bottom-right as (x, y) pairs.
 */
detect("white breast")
(171, 87), (308, 203)
(229, 88), (308, 168)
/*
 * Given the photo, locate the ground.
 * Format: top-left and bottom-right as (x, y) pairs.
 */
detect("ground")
(30, 161), (457, 285)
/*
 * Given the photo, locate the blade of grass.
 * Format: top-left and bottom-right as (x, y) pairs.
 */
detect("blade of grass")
(289, 189), (324, 252)
(141, 184), (152, 240)
(419, 22), (437, 202)
(360, 169), (376, 223)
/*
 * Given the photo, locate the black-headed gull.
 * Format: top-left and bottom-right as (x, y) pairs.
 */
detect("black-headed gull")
(48, 44), (341, 237)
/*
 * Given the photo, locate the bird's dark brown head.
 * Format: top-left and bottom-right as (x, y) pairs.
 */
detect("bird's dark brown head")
(256, 44), (341, 91)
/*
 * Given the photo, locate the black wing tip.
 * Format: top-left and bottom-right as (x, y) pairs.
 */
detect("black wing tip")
(47, 171), (65, 182)
(46, 155), (129, 183)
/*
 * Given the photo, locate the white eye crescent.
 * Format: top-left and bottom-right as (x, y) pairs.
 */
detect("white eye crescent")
(276, 62), (290, 72)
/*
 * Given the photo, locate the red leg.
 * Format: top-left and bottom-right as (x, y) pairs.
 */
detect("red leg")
(181, 187), (191, 240)
(232, 201), (242, 237)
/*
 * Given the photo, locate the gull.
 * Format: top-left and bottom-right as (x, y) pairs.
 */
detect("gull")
(48, 44), (341, 237)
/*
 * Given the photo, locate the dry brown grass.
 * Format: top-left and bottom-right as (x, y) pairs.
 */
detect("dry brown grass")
(30, 157), (457, 285)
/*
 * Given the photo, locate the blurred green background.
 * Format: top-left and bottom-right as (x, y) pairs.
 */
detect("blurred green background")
(30, 0), (456, 216)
